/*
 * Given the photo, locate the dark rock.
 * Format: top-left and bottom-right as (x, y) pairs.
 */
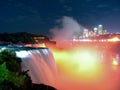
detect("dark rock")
(32, 83), (57, 90)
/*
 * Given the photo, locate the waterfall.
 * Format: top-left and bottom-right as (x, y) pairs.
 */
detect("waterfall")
(16, 48), (57, 86)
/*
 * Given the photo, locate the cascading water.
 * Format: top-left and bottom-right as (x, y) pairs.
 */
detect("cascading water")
(15, 47), (57, 86)
(2, 43), (120, 90)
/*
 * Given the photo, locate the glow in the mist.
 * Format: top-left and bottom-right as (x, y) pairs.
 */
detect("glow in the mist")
(107, 37), (120, 42)
(52, 47), (103, 81)
(112, 58), (118, 66)
(75, 50), (98, 71)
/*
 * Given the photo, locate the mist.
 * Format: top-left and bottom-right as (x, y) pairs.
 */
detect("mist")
(48, 16), (120, 90)
(50, 16), (86, 41)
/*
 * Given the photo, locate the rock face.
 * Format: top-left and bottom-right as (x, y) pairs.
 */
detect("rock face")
(32, 84), (57, 90)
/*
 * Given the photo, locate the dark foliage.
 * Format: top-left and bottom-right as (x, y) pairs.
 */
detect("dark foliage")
(0, 32), (35, 44)
(0, 48), (57, 90)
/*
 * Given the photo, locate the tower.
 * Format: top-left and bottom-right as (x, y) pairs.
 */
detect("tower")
(98, 25), (103, 35)
(93, 27), (98, 36)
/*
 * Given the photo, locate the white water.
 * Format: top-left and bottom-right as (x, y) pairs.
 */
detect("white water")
(16, 48), (57, 86)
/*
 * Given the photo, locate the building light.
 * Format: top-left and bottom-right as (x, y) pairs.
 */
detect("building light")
(94, 27), (97, 31)
(98, 25), (102, 27)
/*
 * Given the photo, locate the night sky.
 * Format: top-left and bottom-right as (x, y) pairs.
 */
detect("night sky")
(0, 0), (120, 35)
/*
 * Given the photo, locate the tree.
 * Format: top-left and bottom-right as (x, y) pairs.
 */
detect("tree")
(0, 48), (32, 90)
(0, 48), (57, 90)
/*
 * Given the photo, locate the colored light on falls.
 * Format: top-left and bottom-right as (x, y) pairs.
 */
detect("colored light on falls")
(112, 58), (119, 66)
(53, 48), (103, 80)
(108, 37), (120, 42)
(51, 46), (120, 90)
(14, 44), (120, 90)
(16, 48), (57, 87)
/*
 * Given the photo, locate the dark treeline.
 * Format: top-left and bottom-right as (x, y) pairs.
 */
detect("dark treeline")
(0, 32), (48, 44)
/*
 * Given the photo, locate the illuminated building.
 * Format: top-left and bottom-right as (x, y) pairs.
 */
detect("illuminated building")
(93, 27), (98, 36)
(98, 25), (103, 35)
(33, 35), (56, 48)
(103, 29), (109, 34)
(88, 31), (94, 37)
(74, 24), (110, 40)
(33, 35), (49, 43)
(83, 29), (89, 38)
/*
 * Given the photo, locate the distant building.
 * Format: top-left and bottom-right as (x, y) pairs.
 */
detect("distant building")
(93, 27), (98, 36)
(33, 35), (49, 43)
(33, 35), (56, 48)
(89, 31), (94, 37)
(72, 24), (110, 40)
(98, 25), (103, 35)
(83, 29), (89, 38)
